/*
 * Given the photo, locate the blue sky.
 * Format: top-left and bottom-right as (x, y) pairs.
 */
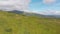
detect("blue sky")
(29, 0), (60, 11)
(28, 0), (60, 15)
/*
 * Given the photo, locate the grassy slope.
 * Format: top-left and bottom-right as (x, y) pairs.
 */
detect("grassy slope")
(0, 11), (60, 34)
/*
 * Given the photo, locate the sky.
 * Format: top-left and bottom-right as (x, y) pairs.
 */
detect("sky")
(0, 0), (30, 11)
(0, 0), (60, 15)
(29, 0), (60, 15)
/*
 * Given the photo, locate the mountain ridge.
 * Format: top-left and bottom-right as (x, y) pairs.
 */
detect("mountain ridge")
(0, 10), (60, 18)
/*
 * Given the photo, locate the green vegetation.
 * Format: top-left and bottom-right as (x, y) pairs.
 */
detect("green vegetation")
(0, 11), (59, 34)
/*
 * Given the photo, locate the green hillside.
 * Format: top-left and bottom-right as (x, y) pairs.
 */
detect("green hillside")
(0, 11), (60, 34)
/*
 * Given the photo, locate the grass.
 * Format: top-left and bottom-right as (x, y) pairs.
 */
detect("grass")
(0, 11), (59, 34)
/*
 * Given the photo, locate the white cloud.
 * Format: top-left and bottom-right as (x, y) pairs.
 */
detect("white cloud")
(43, 0), (56, 4)
(38, 10), (60, 15)
(0, 0), (31, 11)
(30, 10), (60, 15)
(23, 9), (60, 15)
(54, 11), (60, 15)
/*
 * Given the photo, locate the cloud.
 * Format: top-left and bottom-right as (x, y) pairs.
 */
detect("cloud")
(38, 10), (60, 15)
(0, 0), (31, 11)
(54, 11), (60, 15)
(43, 0), (56, 4)
(30, 10), (60, 15)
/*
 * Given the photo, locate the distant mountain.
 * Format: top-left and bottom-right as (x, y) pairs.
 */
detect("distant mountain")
(24, 12), (60, 18)
(3, 10), (60, 18)
(51, 15), (60, 18)
(7, 10), (24, 14)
